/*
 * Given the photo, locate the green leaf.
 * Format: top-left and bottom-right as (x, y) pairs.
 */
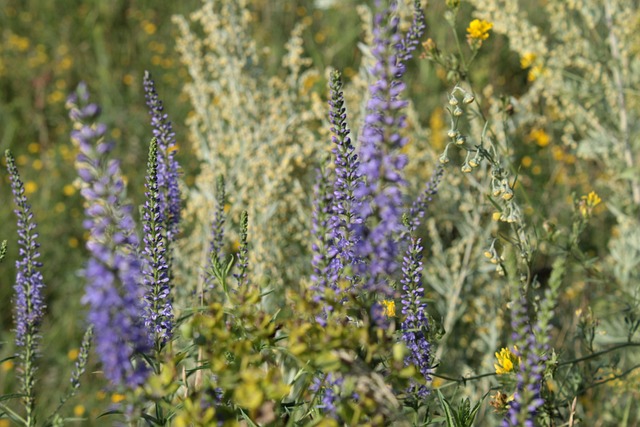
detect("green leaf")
(437, 390), (459, 427)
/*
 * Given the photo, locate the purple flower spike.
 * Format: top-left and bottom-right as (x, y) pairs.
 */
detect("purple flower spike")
(6, 149), (46, 418)
(143, 71), (181, 243)
(67, 84), (151, 389)
(6, 150), (46, 350)
(353, 1), (425, 295)
(328, 70), (362, 287)
(503, 296), (547, 426)
(400, 236), (431, 398)
(142, 138), (174, 348)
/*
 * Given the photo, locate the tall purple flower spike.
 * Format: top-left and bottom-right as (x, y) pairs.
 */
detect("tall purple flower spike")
(353, 0), (425, 295)
(143, 71), (181, 243)
(503, 296), (546, 426)
(67, 83), (151, 388)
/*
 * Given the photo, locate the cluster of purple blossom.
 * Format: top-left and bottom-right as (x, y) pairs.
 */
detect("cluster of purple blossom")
(503, 296), (547, 426)
(1, 1), (552, 424)
(310, 0), (438, 411)
(65, 74), (180, 388)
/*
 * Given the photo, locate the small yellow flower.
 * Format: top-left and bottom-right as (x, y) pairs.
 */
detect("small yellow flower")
(24, 181), (38, 195)
(529, 128), (550, 147)
(381, 300), (396, 317)
(142, 21), (157, 35)
(111, 393), (126, 403)
(528, 65), (545, 82)
(579, 191), (602, 218)
(122, 74), (134, 86)
(582, 191), (602, 208)
(467, 19), (493, 41)
(494, 347), (520, 374)
(1, 360), (14, 372)
(520, 52), (537, 69)
(67, 348), (79, 361)
(73, 404), (85, 417)
(63, 184), (76, 196)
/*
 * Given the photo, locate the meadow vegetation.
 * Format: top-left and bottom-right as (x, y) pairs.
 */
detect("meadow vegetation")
(1, 0), (639, 426)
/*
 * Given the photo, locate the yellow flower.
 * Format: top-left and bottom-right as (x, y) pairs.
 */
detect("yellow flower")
(494, 347), (520, 374)
(1, 360), (14, 372)
(142, 21), (157, 35)
(582, 191), (602, 208)
(579, 191), (602, 218)
(528, 64), (545, 82)
(520, 52), (536, 69)
(467, 19), (493, 41)
(24, 181), (38, 195)
(111, 393), (126, 403)
(529, 128), (550, 147)
(73, 404), (85, 417)
(63, 184), (76, 196)
(381, 300), (396, 317)
(67, 348), (79, 361)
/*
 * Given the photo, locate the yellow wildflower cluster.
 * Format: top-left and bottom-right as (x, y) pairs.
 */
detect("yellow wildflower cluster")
(528, 128), (550, 147)
(494, 346), (520, 374)
(381, 300), (396, 317)
(467, 19), (493, 41)
(578, 191), (602, 218)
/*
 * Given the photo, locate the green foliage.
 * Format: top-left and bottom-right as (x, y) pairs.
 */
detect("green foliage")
(1, 0), (640, 425)
(437, 390), (483, 427)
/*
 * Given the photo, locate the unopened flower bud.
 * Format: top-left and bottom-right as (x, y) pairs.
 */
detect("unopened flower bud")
(453, 106), (463, 116)
(446, 0), (460, 9)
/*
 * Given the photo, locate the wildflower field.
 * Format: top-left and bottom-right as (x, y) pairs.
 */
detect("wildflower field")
(1, 0), (640, 425)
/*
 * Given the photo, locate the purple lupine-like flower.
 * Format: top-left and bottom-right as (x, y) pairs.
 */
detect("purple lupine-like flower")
(142, 138), (173, 347)
(400, 236), (431, 398)
(397, 0), (426, 70)
(353, 1), (425, 295)
(311, 166), (340, 314)
(310, 373), (343, 418)
(143, 71), (181, 243)
(67, 82), (151, 388)
(6, 149), (46, 419)
(328, 69), (362, 283)
(503, 296), (546, 426)
(6, 150), (46, 350)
